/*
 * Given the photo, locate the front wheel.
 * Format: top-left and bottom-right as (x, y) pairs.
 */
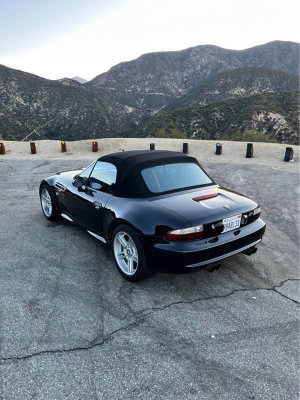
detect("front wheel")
(40, 185), (59, 221)
(112, 225), (153, 282)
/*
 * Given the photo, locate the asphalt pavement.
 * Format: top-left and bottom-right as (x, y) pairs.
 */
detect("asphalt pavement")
(0, 158), (299, 400)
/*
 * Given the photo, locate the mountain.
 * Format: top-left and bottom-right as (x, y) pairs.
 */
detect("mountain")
(86, 41), (299, 124)
(57, 78), (83, 87)
(163, 68), (299, 111)
(72, 76), (88, 84)
(121, 92), (299, 144)
(0, 65), (130, 141)
(0, 41), (299, 142)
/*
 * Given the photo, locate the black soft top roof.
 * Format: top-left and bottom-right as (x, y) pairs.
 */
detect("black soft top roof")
(99, 150), (189, 164)
(98, 150), (201, 198)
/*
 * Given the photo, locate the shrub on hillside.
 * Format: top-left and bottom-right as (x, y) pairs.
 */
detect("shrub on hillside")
(220, 130), (277, 143)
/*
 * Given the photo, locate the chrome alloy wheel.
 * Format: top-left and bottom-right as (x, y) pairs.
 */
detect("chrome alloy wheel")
(113, 231), (139, 276)
(41, 188), (52, 217)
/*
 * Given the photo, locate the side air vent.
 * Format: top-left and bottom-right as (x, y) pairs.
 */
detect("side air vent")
(55, 182), (66, 192)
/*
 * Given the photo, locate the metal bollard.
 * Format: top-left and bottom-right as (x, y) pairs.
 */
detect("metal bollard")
(215, 143), (222, 155)
(284, 147), (293, 162)
(92, 141), (98, 152)
(183, 143), (188, 154)
(0, 143), (6, 155)
(61, 141), (67, 152)
(30, 142), (37, 154)
(150, 143), (155, 150)
(246, 143), (254, 158)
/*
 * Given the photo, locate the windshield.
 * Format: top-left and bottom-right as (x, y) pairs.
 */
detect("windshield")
(78, 162), (95, 185)
(141, 163), (212, 193)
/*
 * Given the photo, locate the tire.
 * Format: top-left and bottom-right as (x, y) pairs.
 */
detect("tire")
(40, 184), (59, 221)
(112, 224), (153, 282)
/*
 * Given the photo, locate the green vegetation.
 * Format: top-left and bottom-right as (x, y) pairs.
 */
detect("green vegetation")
(163, 67), (299, 112)
(122, 92), (299, 145)
(219, 130), (277, 143)
(154, 128), (186, 139)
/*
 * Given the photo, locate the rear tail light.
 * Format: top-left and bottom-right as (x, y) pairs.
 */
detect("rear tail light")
(250, 206), (261, 222)
(165, 225), (204, 242)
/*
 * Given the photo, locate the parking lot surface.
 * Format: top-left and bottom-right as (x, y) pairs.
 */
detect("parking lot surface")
(0, 157), (299, 399)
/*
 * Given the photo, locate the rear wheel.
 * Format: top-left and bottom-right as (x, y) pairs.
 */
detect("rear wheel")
(40, 185), (59, 221)
(112, 225), (153, 282)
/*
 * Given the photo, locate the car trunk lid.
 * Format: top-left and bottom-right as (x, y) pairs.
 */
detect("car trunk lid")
(151, 187), (257, 227)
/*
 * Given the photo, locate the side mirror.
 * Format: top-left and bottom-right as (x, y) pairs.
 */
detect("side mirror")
(73, 178), (83, 188)
(90, 182), (102, 190)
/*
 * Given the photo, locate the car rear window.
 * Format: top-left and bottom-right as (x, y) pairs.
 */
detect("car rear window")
(141, 163), (212, 193)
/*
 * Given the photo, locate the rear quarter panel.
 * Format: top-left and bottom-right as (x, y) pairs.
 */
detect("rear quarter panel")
(104, 196), (190, 241)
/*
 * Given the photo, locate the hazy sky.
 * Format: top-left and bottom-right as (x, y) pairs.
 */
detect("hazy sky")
(1, 0), (299, 81)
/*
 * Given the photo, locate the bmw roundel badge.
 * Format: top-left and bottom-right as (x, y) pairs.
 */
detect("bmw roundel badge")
(222, 204), (231, 210)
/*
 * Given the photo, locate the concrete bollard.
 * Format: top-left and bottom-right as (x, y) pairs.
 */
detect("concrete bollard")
(92, 141), (98, 152)
(30, 142), (37, 154)
(284, 147), (293, 162)
(61, 141), (67, 152)
(150, 143), (155, 150)
(183, 143), (188, 154)
(246, 143), (254, 158)
(0, 143), (6, 155)
(215, 143), (222, 155)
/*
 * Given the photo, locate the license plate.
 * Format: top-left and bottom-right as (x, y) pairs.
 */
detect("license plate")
(222, 214), (242, 233)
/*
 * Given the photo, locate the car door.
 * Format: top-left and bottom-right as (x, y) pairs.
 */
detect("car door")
(65, 161), (117, 236)
(63, 161), (95, 221)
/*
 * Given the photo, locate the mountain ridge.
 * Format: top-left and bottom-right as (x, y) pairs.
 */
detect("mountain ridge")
(0, 41), (299, 143)
(86, 40), (299, 124)
(0, 64), (130, 141)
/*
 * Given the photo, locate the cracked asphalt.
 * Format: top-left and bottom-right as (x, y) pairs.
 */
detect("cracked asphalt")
(0, 158), (299, 400)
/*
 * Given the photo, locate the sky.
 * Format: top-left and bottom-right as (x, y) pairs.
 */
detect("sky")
(0, 0), (299, 81)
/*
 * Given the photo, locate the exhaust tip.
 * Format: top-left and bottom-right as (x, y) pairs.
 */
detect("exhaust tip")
(242, 247), (258, 256)
(204, 263), (221, 273)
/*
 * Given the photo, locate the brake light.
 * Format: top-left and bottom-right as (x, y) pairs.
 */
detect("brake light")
(165, 225), (204, 242)
(193, 193), (218, 202)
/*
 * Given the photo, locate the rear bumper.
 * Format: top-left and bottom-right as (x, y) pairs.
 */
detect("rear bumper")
(141, 218), (266, 272)
(185, 239), (261, 267)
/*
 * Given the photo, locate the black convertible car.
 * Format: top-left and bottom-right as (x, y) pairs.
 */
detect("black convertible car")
(40, 150), (266, 281)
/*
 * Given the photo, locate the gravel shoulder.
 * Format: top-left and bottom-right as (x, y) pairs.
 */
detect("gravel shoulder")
(1, 138), (299, 172)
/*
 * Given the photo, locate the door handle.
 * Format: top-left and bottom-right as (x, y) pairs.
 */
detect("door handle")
(93, 201), (102, 209)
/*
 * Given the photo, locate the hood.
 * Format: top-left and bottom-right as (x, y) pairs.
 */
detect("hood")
(56, 168), (84, 181)
(151, 186), (258, 226)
